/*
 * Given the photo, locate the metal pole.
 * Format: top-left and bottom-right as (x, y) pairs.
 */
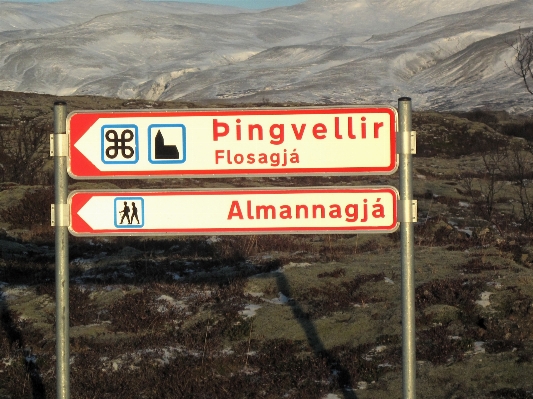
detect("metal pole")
(398, 97), (416, 399)
(54, 102), (70, 399)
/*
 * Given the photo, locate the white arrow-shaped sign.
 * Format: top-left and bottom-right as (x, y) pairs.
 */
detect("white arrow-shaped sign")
(67, 107), (398, 179)
(69, 187), (399, 236)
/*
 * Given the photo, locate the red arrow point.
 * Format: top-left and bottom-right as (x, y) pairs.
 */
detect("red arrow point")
(70, 193), (95, 234)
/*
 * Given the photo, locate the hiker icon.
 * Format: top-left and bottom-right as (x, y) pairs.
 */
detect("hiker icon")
(130, 202), (140, 224)
(119, 201), (131, 224)
(115, 197), (145, 229)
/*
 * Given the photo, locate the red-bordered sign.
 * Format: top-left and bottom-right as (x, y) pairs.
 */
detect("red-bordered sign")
(69, 187), (399, 236)
(68, 107), (397, 179)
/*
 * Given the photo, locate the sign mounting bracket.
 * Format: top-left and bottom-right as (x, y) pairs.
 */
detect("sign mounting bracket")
(50, 134), (69, 157)
(51, 203), (70, 227)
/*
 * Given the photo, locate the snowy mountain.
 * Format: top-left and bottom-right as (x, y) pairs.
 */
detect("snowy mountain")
(0, 0), (531, 112)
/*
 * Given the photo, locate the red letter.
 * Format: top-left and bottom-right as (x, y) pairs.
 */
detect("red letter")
(236, 119), (242, 140)
(247, 200), (254, 219)
(374, 122), (384, 138)
(256, 205), (276, 219)
(227, 201), (243, 220)
(270, 124), (284, 145)
(335, 117), (342, 139)
(329, 204), (342, 218)
(313, 123), (327, 139)
(345, 204), (358, 222)
(280, 205), (292, 219)
(248, 124), (263, 140)
(312, 204), (325, 218)
(348, 117), (356, 139)
(292, 124), (306, 140)
(213, 119), (229, 141)
(215, 150), (224, 164)
(296, 205), (308, 219)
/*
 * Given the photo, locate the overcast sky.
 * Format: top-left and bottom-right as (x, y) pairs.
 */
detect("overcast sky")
(7, 0), (304, 8)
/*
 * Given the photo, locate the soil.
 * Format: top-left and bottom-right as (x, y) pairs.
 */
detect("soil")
(1, 92), (533, 398)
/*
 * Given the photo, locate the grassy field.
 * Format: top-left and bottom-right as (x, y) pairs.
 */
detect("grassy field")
(1, 91), (533, 398)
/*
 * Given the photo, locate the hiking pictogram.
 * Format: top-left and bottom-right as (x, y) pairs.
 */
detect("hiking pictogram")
(131, 202), (140, 224)
(118, 201), (130, 224)
(114, 197), (144, 228)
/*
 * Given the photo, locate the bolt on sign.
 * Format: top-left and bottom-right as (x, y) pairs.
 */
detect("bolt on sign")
(67, 107), (397, 179)
(68, 187), (399, 236)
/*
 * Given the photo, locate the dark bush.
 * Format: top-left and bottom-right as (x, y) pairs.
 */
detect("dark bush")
(501, 121), (533, 141)
(484, 340), (523, 354)
(0, 186), (53, 229)
(0, 115), (51, 185)
(490, 388), (533, 398)
(299, 273), (385, 317)
(415, 277), (486, 312)
(455, 258), (503, 274)
(317, 268), (346, 278)
(457, 110), (500, 127)
(417, 325), (472, 364)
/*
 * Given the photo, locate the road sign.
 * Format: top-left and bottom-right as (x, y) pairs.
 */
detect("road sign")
(68, 187), (399, 236)
(67, 107), (397, 179)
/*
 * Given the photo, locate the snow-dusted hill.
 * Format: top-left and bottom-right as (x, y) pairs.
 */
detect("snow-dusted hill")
(0, 0), (531, 112)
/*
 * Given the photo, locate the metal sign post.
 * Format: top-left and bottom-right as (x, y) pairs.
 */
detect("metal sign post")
(52, 102), (70, 399)
(398, 97), (416, 399)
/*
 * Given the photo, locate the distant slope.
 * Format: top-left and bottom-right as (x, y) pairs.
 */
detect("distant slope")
(0, 0), (530, 112)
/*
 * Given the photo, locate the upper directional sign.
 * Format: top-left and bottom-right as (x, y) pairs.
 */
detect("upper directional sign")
(68, 187), (399, 236)
(67, 107), (397, 179)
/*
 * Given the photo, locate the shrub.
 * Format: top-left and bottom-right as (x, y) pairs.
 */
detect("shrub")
(501, 121), (533, 141)
(0, 115), (51, 185)
(0, 186), (53, 229)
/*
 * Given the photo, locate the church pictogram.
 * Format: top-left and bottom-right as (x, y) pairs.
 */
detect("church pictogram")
(148, 124), (186, 164)
(155, 130), (180, 159)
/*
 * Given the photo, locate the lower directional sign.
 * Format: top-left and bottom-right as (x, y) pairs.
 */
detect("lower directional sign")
(69, 187), (399, 236)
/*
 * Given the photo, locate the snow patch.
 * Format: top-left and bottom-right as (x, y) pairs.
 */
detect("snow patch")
(474, 341), (485, 354)
(282, 262), (311, 270)
(239, 304), (262, 318)
(476, 291), (493, 308)
(264, 292), (291, 305)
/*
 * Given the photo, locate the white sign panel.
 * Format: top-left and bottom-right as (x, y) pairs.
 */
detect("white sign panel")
(69, 187), (399, 236)
(68, 107), (397, 178)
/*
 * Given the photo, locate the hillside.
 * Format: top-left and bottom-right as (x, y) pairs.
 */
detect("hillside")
(0, 0), (531, 112)
(0, 92), (533, 398)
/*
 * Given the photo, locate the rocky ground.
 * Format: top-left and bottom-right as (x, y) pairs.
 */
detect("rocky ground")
(1, 92), (533, 398)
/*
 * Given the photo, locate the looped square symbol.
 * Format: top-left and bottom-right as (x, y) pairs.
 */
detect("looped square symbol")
(102, 125), (139, 164)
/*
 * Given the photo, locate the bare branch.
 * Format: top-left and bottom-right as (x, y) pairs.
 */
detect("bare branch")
(509, 29), (533, 95)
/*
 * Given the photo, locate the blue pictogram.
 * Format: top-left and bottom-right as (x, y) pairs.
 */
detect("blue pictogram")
(114, 197), (144, 228)
(102, 125), (139, 164)
(148, 124), (186, 164)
